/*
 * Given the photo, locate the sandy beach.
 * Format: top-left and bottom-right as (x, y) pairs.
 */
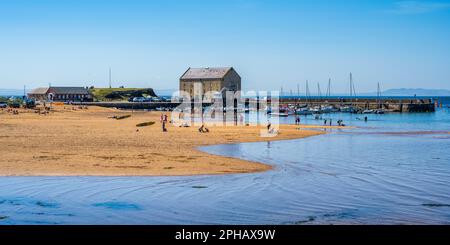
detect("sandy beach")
(0, 105), (333, 176)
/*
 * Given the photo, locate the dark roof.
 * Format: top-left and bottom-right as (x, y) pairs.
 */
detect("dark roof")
(180, 67), (233, 80)
(49, 87), (91, 95)
(28, 87), (49, 95)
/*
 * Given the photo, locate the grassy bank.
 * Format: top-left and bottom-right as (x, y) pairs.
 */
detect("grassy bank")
(89, 88), (157, 101)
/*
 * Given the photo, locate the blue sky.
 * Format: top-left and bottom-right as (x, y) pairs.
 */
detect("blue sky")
(0, 0), (450, 93)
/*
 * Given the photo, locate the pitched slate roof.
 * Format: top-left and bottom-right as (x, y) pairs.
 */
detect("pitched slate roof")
(49, 87), (91, 95)
(180, 67), (232, 80)
(28, 87), (49, 95)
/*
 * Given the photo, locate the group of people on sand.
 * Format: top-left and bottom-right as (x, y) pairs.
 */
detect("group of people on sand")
(33, 106), (52, 115)
(63, 106), (88, 111)
(5, 108), (20, 115)
(160, 112), (211, 134)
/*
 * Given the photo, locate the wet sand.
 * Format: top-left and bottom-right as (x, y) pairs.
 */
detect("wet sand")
(0, 105), (332, 176)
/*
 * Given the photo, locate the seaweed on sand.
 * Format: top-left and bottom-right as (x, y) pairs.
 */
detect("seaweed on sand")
(115, 115), (131, 120)
(109, 114), (131, 120)
(136, 121), (155, 127)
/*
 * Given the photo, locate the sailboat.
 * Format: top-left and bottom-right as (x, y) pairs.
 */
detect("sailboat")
(269, 108), (289, 117)
(374, 82), (385, 114)
(268, 104), (289, 117)
(320, 105), (334, 113)
(340, 106), (356, 113)
(341, 73), (357, 113)
(295, 107), (313, 115)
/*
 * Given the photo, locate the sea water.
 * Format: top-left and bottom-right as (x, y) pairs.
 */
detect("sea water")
(0, 100), (449, 224)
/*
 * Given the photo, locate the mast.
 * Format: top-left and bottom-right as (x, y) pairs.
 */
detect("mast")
(349, 73), (353, 97)
(317, 83), (322, 99)
(377, 82), (381, 108)
(326, 78), (331, 97)
(377, 82), (381, 97)
(305, 80), (310, 104)
(109, 67), (112, 88)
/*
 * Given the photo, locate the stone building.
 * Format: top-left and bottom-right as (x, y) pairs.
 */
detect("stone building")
(28, 86), (93, 102)
(180, 67), (241, 100)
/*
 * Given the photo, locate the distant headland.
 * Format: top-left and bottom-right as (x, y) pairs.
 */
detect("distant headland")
(361, 88), (450, 97)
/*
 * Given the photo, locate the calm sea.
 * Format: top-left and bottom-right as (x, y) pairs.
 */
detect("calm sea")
(0, 98), (449, 224)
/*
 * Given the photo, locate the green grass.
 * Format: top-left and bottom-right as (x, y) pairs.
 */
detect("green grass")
(89, 88), (157, 101)
(89, 88), (139, 101)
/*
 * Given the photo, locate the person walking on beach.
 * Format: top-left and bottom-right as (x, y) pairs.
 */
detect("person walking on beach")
(364, 116), (368, 122)
(329, 119), (332, 126)
(324, 119), (327, 125)
(160, 113), (164, 123)
(164, 114), (168, 123)
(162, 121), (167, 132)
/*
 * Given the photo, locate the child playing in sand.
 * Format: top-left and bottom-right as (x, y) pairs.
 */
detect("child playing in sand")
(198, 124), (209, 133)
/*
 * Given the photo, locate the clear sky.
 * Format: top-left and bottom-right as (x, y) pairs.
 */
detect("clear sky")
(1, 0), (450, 93)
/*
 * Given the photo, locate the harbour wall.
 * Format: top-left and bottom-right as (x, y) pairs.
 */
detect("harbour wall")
(73, 98), (435, 113)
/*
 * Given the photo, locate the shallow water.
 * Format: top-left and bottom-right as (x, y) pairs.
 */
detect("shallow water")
(0, 107), (449, 224)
